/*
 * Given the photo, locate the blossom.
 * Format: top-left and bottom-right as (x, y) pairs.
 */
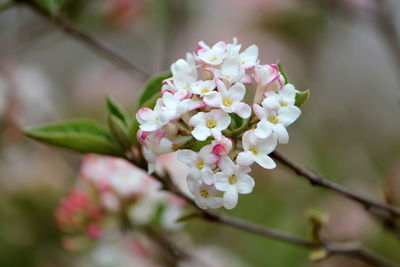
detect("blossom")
(190, 79), (216, 96)
(187, 174), (223, 209)
(204, 80), (251, 119)
(253, 84), (301, 144)
(189, 109), (231, 141)
(211, 136), (233, 157)
(239, 45), (258, 70)
(253, 64), (285, 103)
(214, 157), (255, 209)
(196, 41), (227, 65)
(136, 100), (166, 132)
(177, 145), (218, 185)
(237, 130), (277, 169)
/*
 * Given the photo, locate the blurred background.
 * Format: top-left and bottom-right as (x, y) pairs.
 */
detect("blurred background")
(0, 0), (400, 266)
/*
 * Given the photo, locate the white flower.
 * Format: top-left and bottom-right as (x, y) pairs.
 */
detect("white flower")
(177, 145), (218, 185)
(137, 130), (173, 173)
(204, 80), (251, 119)
(136, 100), (166, 132)
(239, 44), (258, 70)
(217, 49), (245, 83)
(160, 91), (203, 122)
(253, 64), (285, 103)
(190, 79), (216, 96)
(237, 130), (277, 169)
(171, 53), (198, 91)
(214, 157), (255, 209)
(211, 136), (233, 157)
(196, 41), (227, 65)
(188, 174), (223, 209)
(189, 109), (231, 141)
(253, 84), (301, 144)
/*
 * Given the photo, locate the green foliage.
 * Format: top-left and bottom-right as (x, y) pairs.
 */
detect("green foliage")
(229, 113), (244, 129)
(105, 96), (128, 125)
(24, 119), (123, 156)
(295, 90), (310, 107)
(35, 0), (65, 14)
(138, 71), (171, 108)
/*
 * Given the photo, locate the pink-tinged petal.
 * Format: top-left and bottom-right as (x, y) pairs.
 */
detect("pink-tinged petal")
(218, 156), (235, 174)
(216, 79), (227, 93)
(254, 120), (273, 139)
(174, 90), (189, 100)
(252, 103), (267, 120)
(213, 144), (226, 157)
(212, 41), (227, 52)
(177, 149), (198, 167)
(223, 188), (238, 210)
(229, 82), (246, 101)
(278, 106), (301, 126)
(137, 130), (148, 144)
(192, 125), (211, 141)
(254, 154), (276, 169)
(214, 172), (230, 191)
(201, 167), (214, 185)
(236, 174), (255, 194)
(257, 134), (278, 155)
(136, 108), (154, 124)
(233, 102), (251, 119)
(241, 74), (253, 84)
(189, 112), (206, 127)
(236, 151), (254, 166)
(273, 124), (289, 144)
(203, 92), (221, 107)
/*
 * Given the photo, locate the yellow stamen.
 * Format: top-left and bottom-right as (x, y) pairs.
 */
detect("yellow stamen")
(280, 101), (288, 107)
(206, 120), (216, 128)
(226, 74), (231, 79)
(200, 189), (209, 198)
(268, 114), (279, 124)
(201, 88), (210, 94)
(210, 56), (218, 62)
(196, 160), (204, 169)
(222, 97), (233, 107)
(249, 146), (258, 155)
(241, 61), (246, 65)
(229, 175), (237, 185)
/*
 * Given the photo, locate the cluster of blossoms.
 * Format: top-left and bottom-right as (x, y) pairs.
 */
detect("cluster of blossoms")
(136, 38), (302, 210)
(55, 154), (188, 249)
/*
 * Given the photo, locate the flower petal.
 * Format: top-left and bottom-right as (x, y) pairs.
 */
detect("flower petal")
(273, 124), (289, 144)
(223, 188), (238, 210)
(254, 120), (273, 139)
(201, 167), (215, 185)
(254, 154), (276, 169)
(257, 134), (277, 155)
(236, 151), (254, 166)
(189, 112), (206, 127)
(192, 125), (211, 141)
(236, 174), (255, 194)
(278, 106), (301, 126)
(177, 149), (198, 167)
(214, 172), (230, 191)
(203, 92), (221, 107)
(229, 82), (246, 101)
(233, 102), (251, 119)
(252, 103), (266, 120)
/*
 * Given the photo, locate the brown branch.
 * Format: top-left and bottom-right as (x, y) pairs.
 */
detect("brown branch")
(19, 0), (150, 79)
(125, 156), (396, 267)
(271, 150), (400, 217)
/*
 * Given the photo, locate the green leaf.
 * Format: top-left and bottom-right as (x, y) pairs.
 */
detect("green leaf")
(24, 119), (123, 156)
(108, 114), (131, 150)
(229, 113), (244, 129)
(277, 62), (289, 84)
(35, 0), (65, 14)
(138, 72), (171, 108)
(295, 89), (310, 107)
(105, 96), (128, 125)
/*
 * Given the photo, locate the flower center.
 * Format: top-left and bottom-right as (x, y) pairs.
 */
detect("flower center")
(229, 175), (237, 185)
(155, 116), (160, 121)
(206, 119), (216, 128)
(196, 160), (204, 169)
(200, 189), (209, 198)
(222, 97), (233, 107)
(226, 74), (231, 79)
(210, 56), (218, 62)
(201, 88), (210, 94)
(249, 146), (258, 155)
(280, 101), (288, 107)
(241, 60), (246, 65)
(182, 86), (189, 90)
(268, 114), (279, 124)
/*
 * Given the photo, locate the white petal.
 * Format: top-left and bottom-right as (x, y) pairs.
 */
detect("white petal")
(233, 102), (251, 119)
(236, 174), (255, 194)
(203, 92), (221, 107)
(262, 95), (280, 110)
(177, 149), (198, 167)
(214, 172), (230, 191)
(192, 125), (211, 141)
(252, 103), (267, 120)
(189, 112), (206, 127)
(273, 124), (289, 144)
(254, 120), (273, 139)
(257, 134), (278, 155)
(278, 106), (301, 126)
(207, 197), (223, 209)
(213, 110), (231, 130)
(140, 121), (160, 132)
(218, 156), (235, 173)
(254, 154), (276, 169)
(229, 82), (246, 101)
(201, 167), (215, 185)
(162, 92), (179, 109)
(236, 151), (254, 166)
(136, 108), (154, 124)
(223, 189), (238, 210)
(211, 128), (222, 140)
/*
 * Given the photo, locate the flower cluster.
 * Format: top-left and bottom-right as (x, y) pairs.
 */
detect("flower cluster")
(55, 154), (188, 249)
(136, 38), (302, 210)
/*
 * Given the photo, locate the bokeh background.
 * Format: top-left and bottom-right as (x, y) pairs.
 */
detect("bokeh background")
(1, 0), (400, 266)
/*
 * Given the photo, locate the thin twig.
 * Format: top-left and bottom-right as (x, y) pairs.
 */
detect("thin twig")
(271, 150), (400, 217)
(19, 0), (150, 79)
